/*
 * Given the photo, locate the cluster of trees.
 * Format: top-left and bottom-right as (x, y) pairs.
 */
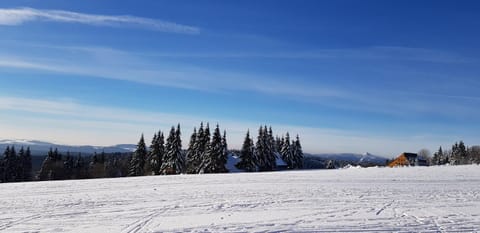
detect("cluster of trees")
(1, 123), (304, 183)
(37, 148), (130, 181)
(128, 123), (303, 177)
(237, 126), (303, 172)
(431, 141), (480, 165)
(0, 146), (32, 183)
(128, 124), (187, 176)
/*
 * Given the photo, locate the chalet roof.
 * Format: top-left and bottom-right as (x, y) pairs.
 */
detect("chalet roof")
(402, 153), (418, 158)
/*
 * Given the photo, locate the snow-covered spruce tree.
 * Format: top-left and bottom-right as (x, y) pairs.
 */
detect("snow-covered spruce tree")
(281, 133), (294, 169)
(432, 146), (444, 165)
(146, 131), (165, 175)
(128, 134), (147, 176)
(237, 130), (257, 172)
(255, 126), (266, 170)
(201, 124), (226, 173)
(39, 147), (64, 180)
(161, 125), (184, 175)
(175, 124), (185, 174)
(198, 123), (211, 173)
(189, 123), (205, 174)
(265, 126), (277, 170)
(144, 132), (157, 175)
(220, 130), (228, 171)
(214, 126), (228, 173)
(292, 135), (304, 169)
(186, 127), (198, 174)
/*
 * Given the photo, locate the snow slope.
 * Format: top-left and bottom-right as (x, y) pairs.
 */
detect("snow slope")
(0, 165), (479, 232)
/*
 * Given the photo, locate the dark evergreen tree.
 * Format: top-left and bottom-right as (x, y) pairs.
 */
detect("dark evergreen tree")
(255, 126), (266, 170)
(147, 131), (164, 175)
(3, 146), (18, 182)
(144, 132), (158, 175)
(432, 146), (444, 165)
(236, 130), (256, 172)
(190, 123), (205, 174)
(221, 130), (228, 171)
(17, 147), (25, 181)
(186, 127), (198, 174)
(0, 157), (4, 183)
(89, 151), (106, 178)
(264, 126), (277, 170)
(73, 153), (87, 179)
(22, 147), (32, 181)
(281, 133), (294, 169)
(160, 125), (183, 175)
(292, 135), (304, 169)
(128, 134), (147, 176)
(197, 123), (212, 173)
(175, 124), (185, 173)
(63, 152), (74, 179)
(202, 124), (227, 173)
(39, 147), (65, 180)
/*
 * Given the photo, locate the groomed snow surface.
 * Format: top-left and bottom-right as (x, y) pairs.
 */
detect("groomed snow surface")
(1, 165), (479, 232)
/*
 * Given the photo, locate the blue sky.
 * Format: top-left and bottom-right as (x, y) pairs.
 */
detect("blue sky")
(1, 0), (480, 156)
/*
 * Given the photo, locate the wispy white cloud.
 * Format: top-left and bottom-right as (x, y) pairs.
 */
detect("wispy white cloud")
(0, 7), (200, 34)
(1, 42), (479, 120)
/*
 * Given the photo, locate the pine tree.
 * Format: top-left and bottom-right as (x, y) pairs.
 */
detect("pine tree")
(39, 148), (54, 180)
(22, 147), (32, 181)
(144, 132), (158, 175)
(3, 146), (17, 182)
(17, 147), (25, 181)
(129, 134), (147, 176)
(221, 130), (228, 171)
(160, 125), (183, 175)
(237, 130), (256, 172)
(148, 131), (164, 175)
(255, 126), (266, 170)
(175, 124), (185, 174)
(432, 146), (444, 165)
(64, 152), (74, 179)
(214, 126), (228, 173)
(197, 123), (212, 173)
(292, 135), (304, 169)
(281, 133), (294, 169)
(202, 124), (224, 173)
(186, 127), (198, 174)
(191, 123), (205, 174)
(458, 141), (467, 164)
(265, 126), (277, 170)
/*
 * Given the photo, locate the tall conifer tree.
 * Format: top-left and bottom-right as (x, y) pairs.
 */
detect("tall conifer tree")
(128, 134), (147, 176)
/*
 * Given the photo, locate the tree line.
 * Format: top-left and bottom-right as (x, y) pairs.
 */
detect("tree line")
(0, 123), (304, 183)
(0, 146), (32, 182)
(431, 141), (480, 165)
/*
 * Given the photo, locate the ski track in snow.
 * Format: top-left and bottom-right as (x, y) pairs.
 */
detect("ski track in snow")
(0, 165), (479, 232)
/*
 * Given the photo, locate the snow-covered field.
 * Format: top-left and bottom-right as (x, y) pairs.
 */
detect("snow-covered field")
(1, 165), (479, 232)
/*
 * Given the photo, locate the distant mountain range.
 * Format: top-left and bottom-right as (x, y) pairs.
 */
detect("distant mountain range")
(304, 152), (388, 167)
(0, 139), (136, 156)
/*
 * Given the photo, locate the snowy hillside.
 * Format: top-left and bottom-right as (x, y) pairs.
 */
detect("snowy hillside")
(1, 165), (479, 232)
(0, 139), (135, 155)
